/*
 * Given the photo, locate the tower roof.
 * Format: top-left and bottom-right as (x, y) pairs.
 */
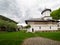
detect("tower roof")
(41, 9), (51, 14)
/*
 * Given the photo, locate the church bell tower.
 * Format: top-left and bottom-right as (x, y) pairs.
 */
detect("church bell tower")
(41, 9), (52, 20)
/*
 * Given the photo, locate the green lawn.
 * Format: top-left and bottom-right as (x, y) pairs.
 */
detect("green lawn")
(0, 31), (60, 45)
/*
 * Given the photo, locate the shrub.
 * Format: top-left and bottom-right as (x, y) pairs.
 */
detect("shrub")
(24, 25), (31, 29)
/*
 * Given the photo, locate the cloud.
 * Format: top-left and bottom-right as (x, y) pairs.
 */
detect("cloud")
(0, 0), (60, 23)
(16, 0), (60, 19)
(0, 0), (22, 22)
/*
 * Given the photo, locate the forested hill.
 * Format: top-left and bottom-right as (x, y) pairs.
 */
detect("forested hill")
(0, 15), (17, 24)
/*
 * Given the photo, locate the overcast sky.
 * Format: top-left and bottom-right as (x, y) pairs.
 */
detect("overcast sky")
(0, 0), (60, 23)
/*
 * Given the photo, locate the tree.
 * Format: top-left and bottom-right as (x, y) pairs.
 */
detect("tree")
(0, 19), (17, 32)
(7, 22), (17, 32)
(50, 8), (60, 20)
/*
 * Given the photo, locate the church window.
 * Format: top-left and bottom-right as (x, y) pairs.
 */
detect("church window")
(58, 24), (59, 27)
(50, 26), (51, 29)
(39, 26), (41, 29)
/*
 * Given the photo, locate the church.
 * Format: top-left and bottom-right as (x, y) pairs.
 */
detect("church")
(25, 9), (60, 32)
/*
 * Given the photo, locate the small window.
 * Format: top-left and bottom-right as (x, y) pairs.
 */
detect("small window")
(39, 26), (41, 29)
(50, 26), (51, 29)
(58, 24), (59, 27)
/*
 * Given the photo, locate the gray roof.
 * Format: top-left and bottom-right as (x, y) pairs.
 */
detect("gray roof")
(25, 18), (59, 24)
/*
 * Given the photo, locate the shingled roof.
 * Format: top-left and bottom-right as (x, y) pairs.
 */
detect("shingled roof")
(25, 18), (59, 24)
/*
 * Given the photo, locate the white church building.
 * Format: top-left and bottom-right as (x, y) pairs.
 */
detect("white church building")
(25, 9), (60, 32)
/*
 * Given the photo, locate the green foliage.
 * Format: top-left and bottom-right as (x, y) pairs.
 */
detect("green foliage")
(6, 22), (17, 32)
(0, 19), (17, 32)
(24, 25), (31, 29)
(0, 15), (17, 23)
(50, 8), (60, 20)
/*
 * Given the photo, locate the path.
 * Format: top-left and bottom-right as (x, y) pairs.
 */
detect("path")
(22, 37), (60, 45)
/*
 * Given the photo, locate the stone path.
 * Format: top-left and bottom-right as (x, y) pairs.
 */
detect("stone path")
(22, 37), (60, 45)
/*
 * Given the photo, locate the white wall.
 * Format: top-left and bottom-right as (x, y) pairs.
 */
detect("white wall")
(44, 17), (52, 20)
(27, 24), (58, 32)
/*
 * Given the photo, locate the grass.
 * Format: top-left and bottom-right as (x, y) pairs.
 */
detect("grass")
(0, 31), (60, 45)
(35, 31), (60, 41)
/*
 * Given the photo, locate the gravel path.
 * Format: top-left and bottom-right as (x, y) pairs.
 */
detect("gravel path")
(22, 37), (60, 45)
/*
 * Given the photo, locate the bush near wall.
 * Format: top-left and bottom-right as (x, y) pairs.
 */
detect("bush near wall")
(24, 25), (31, 29)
